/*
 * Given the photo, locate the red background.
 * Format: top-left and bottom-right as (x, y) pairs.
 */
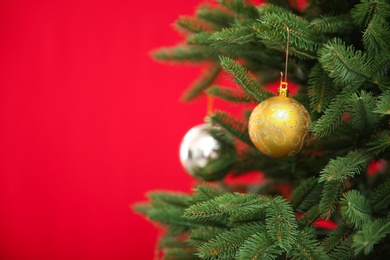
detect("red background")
(0, 0), (208, 259)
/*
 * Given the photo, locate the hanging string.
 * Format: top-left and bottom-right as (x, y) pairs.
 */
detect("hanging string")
(207, 94), (214, 116)
(283, 24), (290, 83)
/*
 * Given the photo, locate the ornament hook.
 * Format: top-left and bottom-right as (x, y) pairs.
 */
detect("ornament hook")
(207, 94), (214, 115)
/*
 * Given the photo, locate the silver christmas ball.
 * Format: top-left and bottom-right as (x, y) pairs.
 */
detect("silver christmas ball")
(179, 124), (234, 180)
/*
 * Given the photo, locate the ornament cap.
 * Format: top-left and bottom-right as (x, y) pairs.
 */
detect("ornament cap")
(278, 81), (289, 97)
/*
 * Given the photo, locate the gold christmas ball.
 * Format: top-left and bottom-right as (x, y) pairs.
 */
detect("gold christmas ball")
(248, 89), (311, 158)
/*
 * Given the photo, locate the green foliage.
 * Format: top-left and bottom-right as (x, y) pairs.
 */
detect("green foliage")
(255, 4), (322, 59)
(298, 205), (321, 227)
(290, 177), (322, 212)
(195, 3), (236, 29)
(289, 227), (329, 260)
(189, 227), (227, 247)
(351, 0), (390, 28)
(184, 193), (269, 224)
(265, 196), (298, 250)
(209, 26), (257, 47)
(218, 56), (272, 102)
(218, 0), (260, 21)
(163, 248), (199, 260)
(362, 15), (390, 56)
(366, 130), (390, 155)
(374, 90), (390, 116)
(345, 91), (380, 132)
(323, 222), (354, 258)
(352, 217), (390, 256)
(369, 178), (390, 212)
(206, 85), (257, 103)
(340, 190), (372, 228)
(191, 185), (225, 204)
(318, 38), (369, 86)
(235, 231), (283, 260)
(318, 151), (370, 183)
(308, 63), (339, 113)
(197, 223), (265, 259)
(310, 84), (355, 138)
(181, 65), (221, 102)
(175, 15), (213, 34)
(206, 110), (252, 146)
(136, 0), (390, 258)
(320, 180), (344, 219)
(151, 45), (216, 62)
(310, 14), (356, 34)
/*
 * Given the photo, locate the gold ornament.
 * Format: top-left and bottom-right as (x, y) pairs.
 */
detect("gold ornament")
(248, 83), (311, 158)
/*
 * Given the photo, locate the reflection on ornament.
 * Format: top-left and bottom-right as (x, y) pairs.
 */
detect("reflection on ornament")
(248, 85), (311, 158)
(179, 124), (234, 180)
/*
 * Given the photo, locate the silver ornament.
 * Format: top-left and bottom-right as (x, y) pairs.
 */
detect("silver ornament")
(179, 124), (233, 180)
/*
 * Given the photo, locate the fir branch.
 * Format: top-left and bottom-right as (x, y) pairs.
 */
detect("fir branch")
(207, 125), (236, 148)
(219, 43), (278, 61)
(197, 223), (265, 259)
(369, 55), (390, 84)
(236, 231), (284, 260)
(191, 153), (236, 181)
(184, 193), (270, 223)
(265, 196), (299, 251)
(351, 0), (390, 28)
(307, 63), (339, 113)
(163, 248), (199, 260)
(323, 222), (354, 255)
(310, 14), (356, 34)
(289, 227), (330, 260)
(363, 15), (390, 56)
(158, 233), (189, 249)
(374, 90), (390, 116)
(218, 0), (259, 21)
(369, 178), (390, 212)
(181, 65), (221, 102)
(219, 56), (272, 102)
(147, 206), (210, 234)
(191, 185), (225, 204)
(187, 32), (213, 46)
(255, 5), (323, 59)
(290, 177), (323, 212)
(189, 227), (228, 247)
(345, 91), (380, 132)
(318, 38), (368, 87)
(206, 85), (257, 102)
(151, 45), (216, 62)
(328, 234), (354, 260)
(340, 190), (372, 228)
(132, 202), (152, 215)
(352, 217), (390, 256)
(298, 205), (321, 228)
(195, 3), (236, 29)
(318, 151), (370, 183)
(206, 110), (252, 146)
(231, 148), (273, 175)
(209, 26), (257, 46)
(365, 130), (390, 155)
(320, 180), (344, 219)
(148, 191), (192, 208)
(310, 85), (356, 138)
(175, 16), (215, 34)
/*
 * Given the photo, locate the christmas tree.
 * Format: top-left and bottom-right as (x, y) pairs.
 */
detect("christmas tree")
(134, 0), (390, 259)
